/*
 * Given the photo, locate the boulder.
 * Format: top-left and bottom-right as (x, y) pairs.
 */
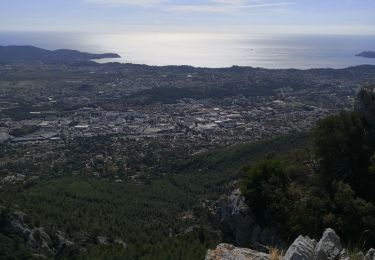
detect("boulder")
(55, 231), (76, 253)
(356, 252), (365, 260)
(205, 243), (269, 260)
(114, 239), (127, 249)
(206, 228), (372, 260)
(283, 235), (317, 260)
(54, 232), (83, 260)
(365, 248), (375, 260)
(96, 236), (109, 245)
(55, 242), (84, 259)
(339, 249), (349, 260)
(314, 228), (342, 260)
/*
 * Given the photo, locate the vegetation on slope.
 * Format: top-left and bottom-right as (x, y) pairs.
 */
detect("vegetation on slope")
(0, 134), (306, 259)
(241, 111), (375, 247)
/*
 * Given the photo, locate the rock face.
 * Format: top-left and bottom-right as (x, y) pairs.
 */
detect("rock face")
(205, 243), (269, 260)
(355, 84), (375, 128)
(214, 189), (285, 249)
(283, 235), (317, 260)
(314, 228), (342, 260)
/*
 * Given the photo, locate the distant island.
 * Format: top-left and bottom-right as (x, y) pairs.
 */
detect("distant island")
(0, 45), (121, 64)
(356, 51), (375, 59)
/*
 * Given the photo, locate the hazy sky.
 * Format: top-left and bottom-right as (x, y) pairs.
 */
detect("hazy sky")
(1, 0), (374, 34)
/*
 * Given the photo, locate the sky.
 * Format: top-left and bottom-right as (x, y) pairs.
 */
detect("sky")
(0, 0), (374, 34)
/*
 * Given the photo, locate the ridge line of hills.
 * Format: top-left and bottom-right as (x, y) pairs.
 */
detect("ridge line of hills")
(356, 51), (375, 59)
(0, 45), (121, 64)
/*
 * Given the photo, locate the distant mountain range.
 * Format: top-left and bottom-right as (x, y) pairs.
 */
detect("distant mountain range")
(356, 51), (375, 59)
(0, 45), (121, 64)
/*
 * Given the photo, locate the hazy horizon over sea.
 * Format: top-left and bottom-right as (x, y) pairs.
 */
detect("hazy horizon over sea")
(1, 31), (375, 69)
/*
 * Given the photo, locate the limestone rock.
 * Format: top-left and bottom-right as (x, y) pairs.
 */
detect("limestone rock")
(339, 249), (349, 260)
(1, 206), (126, 258)
(96, 236), (109, 245)
(314, 228), (342, 260)
(214, 189), (285, 249)
(55, 241), (84, 259)
(6, 211), (31, 238)
(55, 231), (75, 252)
(356, 252), (365, 260)
(205, 243), (269, 260)
(215, 189), (256, 247)
(365, 248), (375, 260)
(114, 239), (127, 249)
(27, 227), (53, 252)
(283, 235), (317, 260)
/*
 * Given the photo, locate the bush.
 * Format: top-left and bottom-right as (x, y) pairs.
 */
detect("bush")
(240, 157), (290, 227)
(332, 181), (375, 245)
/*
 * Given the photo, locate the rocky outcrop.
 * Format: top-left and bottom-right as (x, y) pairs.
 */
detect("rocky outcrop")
(314, 228), (342, 260)
(5, 210), (31, 238)
(0, 206), (126, 259)
(365, 248), (375, 260)
(283, 235), (317, 260)
(205, 243), (269, 260)
(2, 209), (55, 254)
(206, 228), (375, 260)
(53, 231), (82, 259)
(1, 207), (67, 257)
(27, 227), (54, 253)
(213, 189), (285, 250)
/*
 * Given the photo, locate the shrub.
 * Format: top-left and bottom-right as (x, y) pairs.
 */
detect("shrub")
(240, 157), (290, 226)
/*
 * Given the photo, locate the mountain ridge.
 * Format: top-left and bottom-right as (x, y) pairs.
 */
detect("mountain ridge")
(0, 45), (120, 64)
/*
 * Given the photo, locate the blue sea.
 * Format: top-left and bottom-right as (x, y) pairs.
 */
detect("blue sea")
(1, 31), (375, 69)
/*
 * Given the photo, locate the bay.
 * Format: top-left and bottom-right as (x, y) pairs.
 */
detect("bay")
(0, 31), (374, 69)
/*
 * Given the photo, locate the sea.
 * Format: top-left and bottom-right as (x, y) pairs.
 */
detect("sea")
(1, 31), (375, 69)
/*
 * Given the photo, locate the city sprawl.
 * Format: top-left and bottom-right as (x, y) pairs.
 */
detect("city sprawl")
(1, 62), (375, 185)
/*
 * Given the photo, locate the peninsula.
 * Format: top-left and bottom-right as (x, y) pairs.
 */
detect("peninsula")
(0, 45), (121, 64)
(356, 51), (375, 59)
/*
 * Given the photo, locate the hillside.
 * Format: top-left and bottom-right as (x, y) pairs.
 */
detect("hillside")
(201, 86), (375, 260)
(0, 45), (120, 64)
(0, 134), (307, 259)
